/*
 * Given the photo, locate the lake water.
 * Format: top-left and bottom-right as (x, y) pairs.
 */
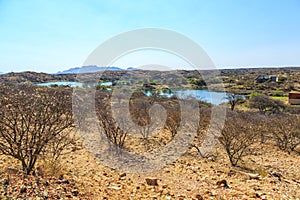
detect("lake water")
(37, 81), (229, 105)
(36, 81), (113, 87)
(36, 81), (83, 87)
(143, 89), (227, 105)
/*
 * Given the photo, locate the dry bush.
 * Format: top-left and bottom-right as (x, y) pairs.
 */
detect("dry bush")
(0, 84), (75, 174)
(95, 90), (169, 149)
(165, 113), (180, 138)
(248, 94), (286, 114)
(269, 114), (300, 153)
(163, 100), (181, 138)
(129, 91), (154, 139)
(218, 110), (258, 166)
(192, 107), (212, 158)
(128, 91), (166, 140)
(95, 91), (129, 148)
(250, 112), (272, 144)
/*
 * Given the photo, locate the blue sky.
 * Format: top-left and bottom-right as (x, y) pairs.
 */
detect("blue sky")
(0, 0), (299, 73)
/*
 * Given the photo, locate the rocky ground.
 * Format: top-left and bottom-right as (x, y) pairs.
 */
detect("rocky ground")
(1, 138), (300, 200)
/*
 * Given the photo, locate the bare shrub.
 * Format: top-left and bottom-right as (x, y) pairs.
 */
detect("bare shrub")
(163, 101), (181, 138)
(192, 107), (212, 158)
(0, 84), (74, 174)
(129, 92), (154, 139)
(95, 91), (128, 148)
(250, 112), (271, 144)
(249, 94), (286, 114)
(41, 131), (79, 162)
(218, 110), (257, 166)
(165, 114), (180, 138)
(270, 114), (300, 153)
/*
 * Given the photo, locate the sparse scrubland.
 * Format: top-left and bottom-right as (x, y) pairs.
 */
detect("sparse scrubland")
(0, 68), (300, 199)
(1, 67), (300, 95)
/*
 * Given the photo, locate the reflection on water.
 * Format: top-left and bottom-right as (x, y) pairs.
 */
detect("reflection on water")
(143, 89), (228, 105)
(36, 81), (82, 87)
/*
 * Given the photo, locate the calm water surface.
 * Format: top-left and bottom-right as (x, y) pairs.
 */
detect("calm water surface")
(37, 81), (230, 105)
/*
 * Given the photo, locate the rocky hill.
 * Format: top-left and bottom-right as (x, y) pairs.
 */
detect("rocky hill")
(0, 71), (76, 84)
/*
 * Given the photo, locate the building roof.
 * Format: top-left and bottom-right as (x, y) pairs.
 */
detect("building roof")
(289, 91), (300, 94)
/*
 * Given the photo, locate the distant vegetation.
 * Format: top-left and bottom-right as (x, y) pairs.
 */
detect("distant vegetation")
(1, 67), (299, 96)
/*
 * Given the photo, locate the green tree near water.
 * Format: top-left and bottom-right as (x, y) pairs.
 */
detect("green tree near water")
(224, 93), (244, 111)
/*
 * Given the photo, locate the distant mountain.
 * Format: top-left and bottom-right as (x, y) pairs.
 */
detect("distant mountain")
(126, 67), (140, 71)
(57, 65), (125, 74)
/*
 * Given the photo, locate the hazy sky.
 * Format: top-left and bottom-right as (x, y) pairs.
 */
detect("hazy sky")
(0, 0), (299, 73)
